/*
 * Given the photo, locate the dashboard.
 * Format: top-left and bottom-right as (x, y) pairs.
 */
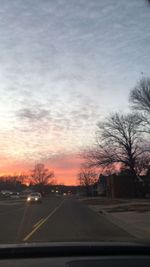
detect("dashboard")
(1, 255), (150, 267)
(0, 242), (149, 267)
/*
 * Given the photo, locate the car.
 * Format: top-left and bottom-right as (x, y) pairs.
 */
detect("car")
(0, 190), (13, 198)
(26, 193), (42, 204)
(10, 192), (20, 199)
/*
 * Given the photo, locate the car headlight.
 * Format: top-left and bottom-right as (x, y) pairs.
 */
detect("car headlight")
(35, 198), (38, 201)
(27, 197), (31, 201)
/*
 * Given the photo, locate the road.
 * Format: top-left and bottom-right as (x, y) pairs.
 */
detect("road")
(0, 196), (135, 244)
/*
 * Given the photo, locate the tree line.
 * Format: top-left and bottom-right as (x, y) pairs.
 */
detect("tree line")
(78, 77), (150, 196)
(0, 163), (55, 192)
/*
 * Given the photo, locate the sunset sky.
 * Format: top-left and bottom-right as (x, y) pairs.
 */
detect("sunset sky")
(0, 0), (150, 185)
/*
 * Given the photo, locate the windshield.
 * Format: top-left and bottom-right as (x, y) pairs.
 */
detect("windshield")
(30, 193), (40, 196)
(0, 0), (150, 245)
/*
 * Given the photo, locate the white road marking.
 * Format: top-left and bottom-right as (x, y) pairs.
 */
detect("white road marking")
(33, 218), (44, 228)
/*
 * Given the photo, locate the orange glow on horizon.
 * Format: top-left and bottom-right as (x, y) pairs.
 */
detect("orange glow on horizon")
(0, 153), (122, 186)
(0, 170), (78, 186)
(0, 154), (82, 185)
(0, 157), (122, 186)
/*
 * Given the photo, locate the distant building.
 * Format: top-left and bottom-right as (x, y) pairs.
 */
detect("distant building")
(95, 172), (138, 198)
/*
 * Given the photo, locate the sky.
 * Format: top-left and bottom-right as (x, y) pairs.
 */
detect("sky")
(0, 0), (150, 185)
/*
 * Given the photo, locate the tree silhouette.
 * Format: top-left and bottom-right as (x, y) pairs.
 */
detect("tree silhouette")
(31, 163), (54, 186)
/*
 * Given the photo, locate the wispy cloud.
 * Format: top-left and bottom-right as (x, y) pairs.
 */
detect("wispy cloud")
(17, 107), (50, 122)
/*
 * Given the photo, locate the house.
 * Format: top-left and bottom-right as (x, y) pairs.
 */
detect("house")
(95, 171), (138, 198)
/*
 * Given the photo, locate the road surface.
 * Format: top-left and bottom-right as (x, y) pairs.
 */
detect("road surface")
(0, 196), (135, 244)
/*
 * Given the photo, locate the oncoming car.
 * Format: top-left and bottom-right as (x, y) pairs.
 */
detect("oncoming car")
(26, 193), (42, 204)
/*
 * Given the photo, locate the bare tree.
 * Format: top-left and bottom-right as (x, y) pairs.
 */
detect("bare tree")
(130, 77), (150, 113)
(31, 163), (54, 185)
(17, 173), (28, 184)
(85, 113), (144, 179)
(135, 155), (150, 176)
(130, 77), (150, 133)
(77, 166), (97, 196)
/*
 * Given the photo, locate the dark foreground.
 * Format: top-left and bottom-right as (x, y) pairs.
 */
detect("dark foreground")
(0, 196), (135, 244)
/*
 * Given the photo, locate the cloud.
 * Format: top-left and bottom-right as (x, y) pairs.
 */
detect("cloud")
(0, 0), (150, 184)
(15, 91), (101, 134)
(6, 90), (101, 164)
(17, 107), (50, 122)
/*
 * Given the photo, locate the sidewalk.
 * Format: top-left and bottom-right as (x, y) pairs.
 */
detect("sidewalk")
(80, 197), (150, 242)
(101, 210), (150, 241)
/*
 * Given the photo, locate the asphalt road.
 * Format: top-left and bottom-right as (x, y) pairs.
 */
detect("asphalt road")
(0, 196), (135, 244)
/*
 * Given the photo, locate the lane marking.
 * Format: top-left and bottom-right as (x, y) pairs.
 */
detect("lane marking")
(33, 218), (44, 228)
(23, 199), (65, 241)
